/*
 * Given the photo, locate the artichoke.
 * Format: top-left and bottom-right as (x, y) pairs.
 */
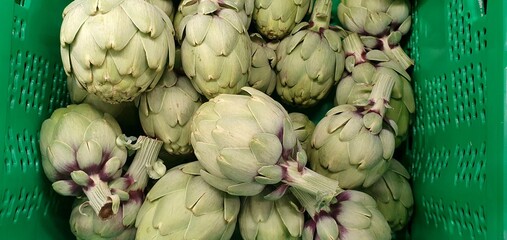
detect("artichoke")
(239, 189), (304, 240)
(137, 70), (203, 155)
(146, 0), (175, 20)
(336, 33), (415, 147)
(252, 0), (312, 40)
(174, 0), (254, 32)
(60, 0), (176, 104)
(289, 112), (315, 152)
(337, 0), (413, 69)
(190, 87), (341, 204)
(70, 136), (164, 240)
(292, 189), (391, 240)
(362, 159), (414, 231)
(177, 0), (252, 99)
(248, 33), (277, 95)
(40, 104), (128, 217)
(275, 0), (345, 108)
(135, 161), (240, 240)
(309, 73), (398, 189)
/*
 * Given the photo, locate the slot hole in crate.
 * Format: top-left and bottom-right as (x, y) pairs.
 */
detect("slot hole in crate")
(14, 0), (25, 6)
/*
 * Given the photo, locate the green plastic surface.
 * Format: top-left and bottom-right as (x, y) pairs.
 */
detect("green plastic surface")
(0, 0), (506, 239)
(0, 0), (73, 238)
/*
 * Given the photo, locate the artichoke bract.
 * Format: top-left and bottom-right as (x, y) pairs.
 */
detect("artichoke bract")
(135, 161), (240, 240)
(252, 0), (312, 40)
(289, 112), (315, 152)
(60, 0), (176, 104)
(174, 0), (254, 31)
(275, 0), (345, 108)
(146, 0), (175, 20)
(177, 0), (252, 99)
(40, 104), (128, 218)
(137, 71), (203, 155)
(292, 189), (391, 240)
(239, 189), (304, 240)
(309, 73), (398, 189)
(190, 87), (341, 204)
(248, 33), (277, 95)
(70, 136), (164, 240)
(336, 33), (415, 147)
(362, 159), (414, 231)
(337, 0), (413, 69)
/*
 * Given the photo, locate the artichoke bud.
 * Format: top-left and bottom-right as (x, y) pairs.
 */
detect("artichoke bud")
(60, 0), (176, 104)
(252, 0), (312, 39)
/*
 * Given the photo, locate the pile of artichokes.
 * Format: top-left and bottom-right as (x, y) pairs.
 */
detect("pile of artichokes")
(39, 0), (416, 239)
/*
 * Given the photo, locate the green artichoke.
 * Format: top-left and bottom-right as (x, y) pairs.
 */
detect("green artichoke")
(60, 0), (176, 104)
(336, 33), (415, 147)
(146, 0), (175, 20)
(174, 0), (254, 32)
(309, 73), (398, 189)
(40, 104), (128, 217)
(239, 189), (304, 240)
(292, 189), (391, 240)
(190, 87), (341, 204)
(252, 0), (312, 40)
(289, 112), (315, 152)
(177, 0), (251, 99)
(362, 159), (414, 231)
(135, 161), (240, 240)
(248, 33), (277, 95)
(137, 70), (203, 155)
(337, 0), (413, 69)
(275, 0), (345, 107)
(70, 136), (164, 240)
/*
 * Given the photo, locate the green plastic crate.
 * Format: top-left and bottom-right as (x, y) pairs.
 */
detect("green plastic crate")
(0, 0), (505, 239)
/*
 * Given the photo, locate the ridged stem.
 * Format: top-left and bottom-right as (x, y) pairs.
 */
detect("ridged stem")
(124, 136), (163, 191)
(369, 71), (396, 117)
(310, 0), (332, 31)
(381, 38), (414, 69)
(282, 161), (342, 209)
(82, 174), (113, 219)
(343, 33), (366, 63)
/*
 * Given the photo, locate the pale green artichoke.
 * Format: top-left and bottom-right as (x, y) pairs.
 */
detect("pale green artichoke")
(292, 189), (391, 240)
(252, 0), (312, 40)
(60, 0), (176, 104)
(336, 33), (415, 147)
(248, 33), (277, 95)
(309, 73), (398, 189)
(289, 112), (315, 152)
(177, 0), (251, 99)
(190, 87), (340, 204)
(337, 0), (413, 69)
(362, 159), (413, 231)
(174, 0), (254, 32)
(276, 0), (345, 107)
(70, 136), (164, 240)
(137, 71), (202, 155)
(40, 104), (128, 217)
(146, 0), (175, 20)
(239, 189), (304, 240)
(135, 161), (240, 240)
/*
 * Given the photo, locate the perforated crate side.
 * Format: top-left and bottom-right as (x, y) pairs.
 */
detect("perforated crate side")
(0, 0), (73, 239)
(405, 0), (507, 239)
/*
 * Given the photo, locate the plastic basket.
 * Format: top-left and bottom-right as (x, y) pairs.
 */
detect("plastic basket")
(0, 0), (505, 239)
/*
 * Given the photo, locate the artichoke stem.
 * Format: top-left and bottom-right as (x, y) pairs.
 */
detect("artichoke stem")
(124, 136), (163, 191)
(344, 33), (366, 63)
(310, 0), (332, 31)
(289, 188), (325, 217)
(282, 161), (342, 208)
(369, 73), (396, 116)
(83, 174), (114, 218)
(381, 39), (414, 69)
